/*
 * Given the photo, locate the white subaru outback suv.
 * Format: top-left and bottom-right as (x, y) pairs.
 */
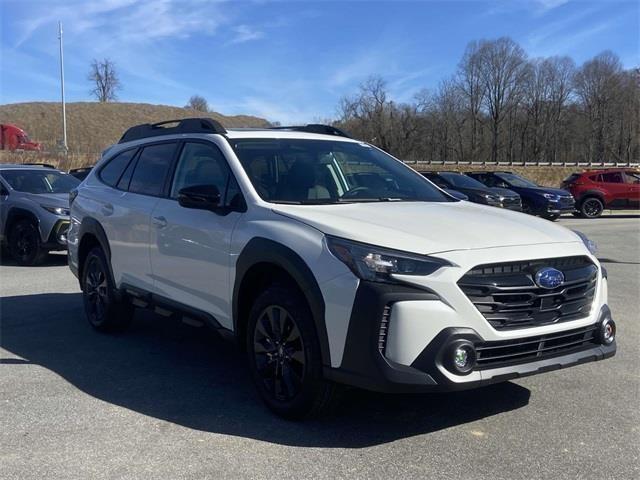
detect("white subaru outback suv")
(68, 118), (616, 418)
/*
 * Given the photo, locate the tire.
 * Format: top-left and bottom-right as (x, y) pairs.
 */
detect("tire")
(246, 283), (339, 419)
(8, 219), (48, 266)
(579, 197), (604, 218)
(82, 247), (133, 332)
(542, 214), (560, 221)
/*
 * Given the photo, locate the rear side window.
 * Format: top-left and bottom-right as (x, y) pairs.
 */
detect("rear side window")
(600, 172), (623, 183)
(563, 173), (581, 184)
(129, 143), (177, 196)
(99, 149), (136, 187)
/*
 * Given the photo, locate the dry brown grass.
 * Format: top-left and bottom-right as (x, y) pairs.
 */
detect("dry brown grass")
(0, 101), (269, 156)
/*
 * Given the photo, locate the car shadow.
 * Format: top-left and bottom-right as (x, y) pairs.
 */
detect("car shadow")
(0, 251), (68, 267)
(0, 292), (531, 448)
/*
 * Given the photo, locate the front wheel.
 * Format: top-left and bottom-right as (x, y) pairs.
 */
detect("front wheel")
(8, 220), (48, 266)
(246, 284), (339, 419)
(579, 197), (604, 218)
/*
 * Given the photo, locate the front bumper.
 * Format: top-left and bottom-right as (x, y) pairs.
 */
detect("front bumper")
(43, 219), (70, 250)
(324, 281), (616, 393)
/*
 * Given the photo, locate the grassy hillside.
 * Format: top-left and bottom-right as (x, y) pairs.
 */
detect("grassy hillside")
(0, 101), (270, 155)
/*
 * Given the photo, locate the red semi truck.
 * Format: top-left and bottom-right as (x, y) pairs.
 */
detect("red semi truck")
(0, 124), (41, 151)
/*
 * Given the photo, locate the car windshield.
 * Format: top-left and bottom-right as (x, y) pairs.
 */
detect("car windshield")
(231, 139), (453, 204)
(496, 172), (538, 188)
(439, 172), (488, 189)
(1, 169), (80, 194)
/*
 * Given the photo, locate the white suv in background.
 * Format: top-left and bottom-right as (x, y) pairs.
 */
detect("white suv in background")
(67, 118), (616, 418)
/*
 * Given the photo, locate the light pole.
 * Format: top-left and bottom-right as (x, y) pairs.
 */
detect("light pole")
(58, 21), (68, 155)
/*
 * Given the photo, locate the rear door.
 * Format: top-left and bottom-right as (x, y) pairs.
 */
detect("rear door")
(599, 171), (628, 208)
(624, 171), (640, 209)
(148, 140), (244, 329)
(101, 142), (177, 290)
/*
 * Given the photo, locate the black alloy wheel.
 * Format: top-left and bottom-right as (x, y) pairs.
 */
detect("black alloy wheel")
(81, 247), (133, 332)
(84, 255), (109, 326)
(8, 220), (47, 266)
(581, 197), (604, 218)
(253, 304), (306, 402)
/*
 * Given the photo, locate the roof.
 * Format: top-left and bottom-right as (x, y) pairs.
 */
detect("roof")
(0, 164), (62, 171)
(225, 128), (359, 142)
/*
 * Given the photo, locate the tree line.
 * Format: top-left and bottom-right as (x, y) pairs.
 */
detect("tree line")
(335, 37), (639, 164)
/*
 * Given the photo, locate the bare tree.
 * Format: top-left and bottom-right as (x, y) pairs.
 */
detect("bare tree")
(456, 41), (486, 161)
(476, 38), (529, 163)
(185, 95), (209, 112)
(88, 59), (121, 102)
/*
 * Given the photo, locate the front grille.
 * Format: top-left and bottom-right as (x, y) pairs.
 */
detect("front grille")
(458, 256), (597, 330)
(559, 196), (575, 208)
(502, 196), (522, 210)
(475, 324), (599, 370)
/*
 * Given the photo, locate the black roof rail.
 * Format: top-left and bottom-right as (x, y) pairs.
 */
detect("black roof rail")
(22, 162), (56, 169)
(270, 124), (351, 138)
(119, 117), (227, 143)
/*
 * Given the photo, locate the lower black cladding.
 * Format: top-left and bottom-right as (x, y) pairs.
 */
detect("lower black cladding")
(475, 324), (600, 370)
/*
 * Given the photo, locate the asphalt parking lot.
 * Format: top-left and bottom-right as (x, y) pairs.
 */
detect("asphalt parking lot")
(1, 214), (639, 480)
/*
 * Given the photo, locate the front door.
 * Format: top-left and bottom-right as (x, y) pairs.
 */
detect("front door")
(624, 171), (640, 209)
(149, 140), (244, 329)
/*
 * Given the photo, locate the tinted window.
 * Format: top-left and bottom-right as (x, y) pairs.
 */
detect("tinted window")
(440, 173), (488, 189)
(232, 139), (451, 204)
(170, 142), (229, 199)
(600, 172), (623, 183)
(495, 173), (538, 188)
(100, 149), (136, 187)
(624, 172), (640, 184)
(0, 170), (79, 194)
(129, 143), (176, 196)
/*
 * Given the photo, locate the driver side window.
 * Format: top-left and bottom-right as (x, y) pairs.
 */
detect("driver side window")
(171, 142), (230, 201)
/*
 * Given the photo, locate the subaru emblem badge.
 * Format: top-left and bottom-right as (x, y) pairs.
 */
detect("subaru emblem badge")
(534, 267), (565, 289)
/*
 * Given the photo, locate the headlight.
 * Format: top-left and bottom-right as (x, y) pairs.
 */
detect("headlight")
(573, 230), (597, 255)
(484, 194), (502, 206)
(327, 236), (449, 283)
(543, 193), (559, 201)
(41, 205), (70, 216)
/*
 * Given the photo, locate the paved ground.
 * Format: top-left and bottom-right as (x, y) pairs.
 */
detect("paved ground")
(1, 213), (639, 480)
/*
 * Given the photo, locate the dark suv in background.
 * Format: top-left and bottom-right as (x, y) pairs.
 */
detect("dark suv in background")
(467, 171), (574, 221)
(562, 169), (640, 218)
(422, 171), (522, 210)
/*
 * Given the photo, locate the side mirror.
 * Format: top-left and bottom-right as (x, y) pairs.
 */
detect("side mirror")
(178, 185), (221, 210)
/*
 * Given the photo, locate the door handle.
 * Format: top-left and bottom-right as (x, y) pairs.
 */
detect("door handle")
(152, 216), (168, 228)
(101, 203), (114, 216)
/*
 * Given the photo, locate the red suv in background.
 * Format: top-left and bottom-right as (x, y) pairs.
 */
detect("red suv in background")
(563, 169), (640, 218)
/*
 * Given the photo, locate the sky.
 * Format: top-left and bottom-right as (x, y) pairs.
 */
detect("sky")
(1, 0), (638, 123)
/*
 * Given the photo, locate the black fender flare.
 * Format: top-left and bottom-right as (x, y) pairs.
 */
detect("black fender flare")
(77, 217), (113, 282)
(233, 237), (330, 366)
(577, 189), (606, 205)
(6, 207), (40, 231)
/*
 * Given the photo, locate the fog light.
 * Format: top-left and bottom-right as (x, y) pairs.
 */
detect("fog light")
(445, 341), (476, 375)
(454, 347), (470, 369)
(600, 319), (616, 345)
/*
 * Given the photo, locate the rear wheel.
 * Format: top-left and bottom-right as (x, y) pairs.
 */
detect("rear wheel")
(580, 197), (604, 218)
(8, 220), (48, 266)
(246, 284), (339, 419)
(82, 247), (133, 332)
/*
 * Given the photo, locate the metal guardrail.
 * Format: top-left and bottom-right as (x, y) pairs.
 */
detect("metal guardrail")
(408, 160), (640, 167)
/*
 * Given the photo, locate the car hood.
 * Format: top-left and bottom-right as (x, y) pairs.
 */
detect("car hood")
(490, 187), (520, 197)
(271, 201), (581, 255)
(22, 192), (70, 208)
(514, 186), (571, 196)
